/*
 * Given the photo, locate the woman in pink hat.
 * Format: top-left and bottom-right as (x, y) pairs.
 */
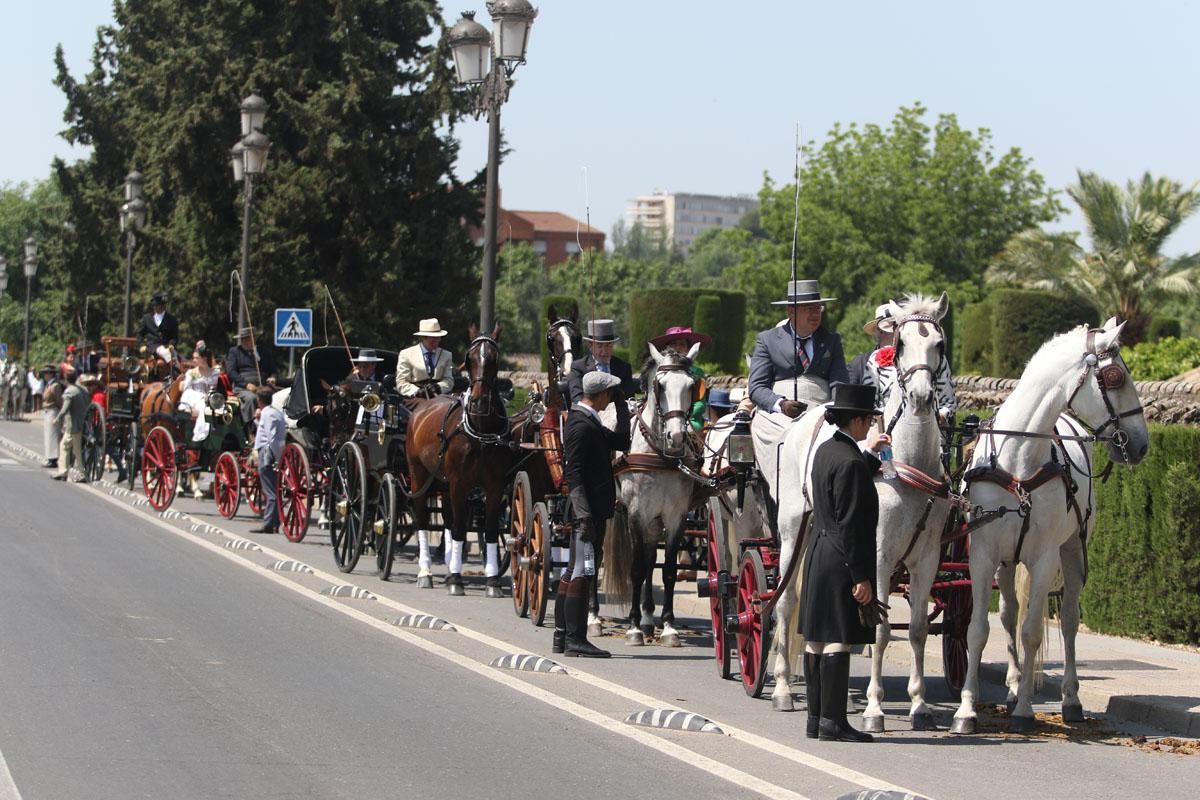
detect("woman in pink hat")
(647, 326), (712, 431)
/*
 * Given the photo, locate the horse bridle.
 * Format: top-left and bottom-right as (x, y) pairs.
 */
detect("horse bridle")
(545, 319), (578, 383)
(885, 312), (944, 437)
(464, 335), (502, 422)
(1065, 328), (1143, 463)
(639, 359), (693, 456)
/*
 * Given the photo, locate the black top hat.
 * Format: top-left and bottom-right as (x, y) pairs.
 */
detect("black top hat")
(353, 348), (384, 363)
(771, 279), (838, 306)
(582, 319), (620, 343)
(151, 291), (168, 305)
(827, 382), (880, 415)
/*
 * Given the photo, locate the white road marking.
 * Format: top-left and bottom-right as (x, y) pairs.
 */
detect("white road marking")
(0, 745), (23, 800)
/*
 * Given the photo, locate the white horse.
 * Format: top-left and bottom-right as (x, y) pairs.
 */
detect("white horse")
(1, 360), (28, 421)
(604, 342), (700, 647)
(951, 317), (1149, 734)
(861, 293), (953, 732)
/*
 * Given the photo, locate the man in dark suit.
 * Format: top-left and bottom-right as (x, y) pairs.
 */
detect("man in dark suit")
(748, 279), (848, 416)
(567, 319), (638, 405)
(556, 370), (632, 658)
(136, 292), (180, 365)
(225, 326), (278, 427)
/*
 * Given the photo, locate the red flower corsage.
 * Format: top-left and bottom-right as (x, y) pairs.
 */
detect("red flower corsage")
(874, 346), (896, 368)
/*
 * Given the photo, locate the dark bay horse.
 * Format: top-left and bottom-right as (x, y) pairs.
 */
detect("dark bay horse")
(405, 325), (514, 596)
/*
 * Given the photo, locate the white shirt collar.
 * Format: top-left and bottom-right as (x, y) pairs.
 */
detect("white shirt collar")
(572, 402), (601, 423)
(154, 311), (165, 326)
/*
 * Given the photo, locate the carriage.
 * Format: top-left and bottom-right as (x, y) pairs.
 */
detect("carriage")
(77, 336), (156, 486)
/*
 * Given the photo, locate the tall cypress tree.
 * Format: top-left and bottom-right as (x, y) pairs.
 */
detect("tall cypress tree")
(53, 0), (481, 353)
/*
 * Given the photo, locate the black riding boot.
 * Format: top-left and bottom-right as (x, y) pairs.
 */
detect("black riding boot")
(564, 579), (609, 658)
(552, 580), (567, 654)
(804, 651), (822, 739)
(818, 652), (872, 743)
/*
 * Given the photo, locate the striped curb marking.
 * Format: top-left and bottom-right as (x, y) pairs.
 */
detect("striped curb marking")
(271, 560), (315, 574)
(223, 539), (261, 551)
(159, 510), (183, 520)
(324, 585), (376, 600)
(392, 614), (456, 631)
(490, 654), (567, 674)
(624, 709), (723, 734)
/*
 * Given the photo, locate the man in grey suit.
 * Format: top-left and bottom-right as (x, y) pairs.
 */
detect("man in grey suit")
(748, 279), (848, 417)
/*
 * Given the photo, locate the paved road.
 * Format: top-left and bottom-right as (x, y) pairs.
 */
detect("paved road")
(1, 420), (1197, 798)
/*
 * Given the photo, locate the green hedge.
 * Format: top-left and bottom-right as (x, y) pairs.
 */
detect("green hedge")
(958, 299), (993, 375)
(1148, 316), (1182, 341)
(988, 290), (1098, 377)
(628, 288), (746, 374)
(539, 294), (578, 371)
(1083, 425), (1200, 644)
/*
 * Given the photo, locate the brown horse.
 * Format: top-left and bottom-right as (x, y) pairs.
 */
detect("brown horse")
(405, 324), (514, 596)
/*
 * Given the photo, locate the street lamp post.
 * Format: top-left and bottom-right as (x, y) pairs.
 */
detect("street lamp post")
(23, 237), (38, 361)
(446, 1), (537, 333)
(231, 94), (270, 331)
(120, 171), (148, 338)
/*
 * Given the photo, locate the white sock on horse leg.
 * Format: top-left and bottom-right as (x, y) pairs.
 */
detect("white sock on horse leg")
(418, 530), (431, 573)
(552, 547), (566, 580)
(484, 542), (499, 577)
(448, 539), (464, 574)
(823, 643), (849, 654)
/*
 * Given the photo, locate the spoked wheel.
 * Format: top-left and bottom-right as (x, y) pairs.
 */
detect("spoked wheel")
(374, 473), (400, 578)
(509, 471), (532, 618)
(141, 426), (178, 511)
(528, 502), (553, 627)
(329, 441), (368, 573)
(707, 503), (732, 680)
(941, 587), (971, 698)
(213, 451), (241, 519)
(81, 403), (107, 483)
(735, 549), (772, 698)
(125, 423), (140, 491)
(379, 471), (414, 581)
(278, 442), (312, 542)
(243, 454), (264, 516)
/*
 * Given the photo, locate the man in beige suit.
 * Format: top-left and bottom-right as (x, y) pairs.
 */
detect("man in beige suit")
(396, 318), (455, 398)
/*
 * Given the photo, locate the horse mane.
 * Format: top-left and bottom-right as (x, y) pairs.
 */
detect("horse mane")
(894, 292), (943, 320)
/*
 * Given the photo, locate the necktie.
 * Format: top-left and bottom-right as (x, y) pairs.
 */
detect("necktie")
(796, 337), (811, 372)
(424, 351), (435, 376)
(597, 362), (610, 374)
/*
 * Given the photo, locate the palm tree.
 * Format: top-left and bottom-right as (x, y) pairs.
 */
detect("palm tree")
(989, 170), (1200, 344)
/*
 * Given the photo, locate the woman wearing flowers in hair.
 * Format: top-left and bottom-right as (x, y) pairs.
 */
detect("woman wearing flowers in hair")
(862, 305), (956, 423)
(179, 341), (222, 443)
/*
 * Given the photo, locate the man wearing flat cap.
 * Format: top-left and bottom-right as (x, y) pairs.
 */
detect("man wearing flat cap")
(567, 319), (638, 405)
(557, 369), (632, 658)
(225, 326), (277, 427)
(396, 318), (455, 399)
(136, 292), (180, 366)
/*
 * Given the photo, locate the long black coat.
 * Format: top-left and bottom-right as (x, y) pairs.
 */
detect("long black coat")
(225, 344), (277, 388)
(562, 403), (631, 522)
(567, 354), (638, 405)
(135, 311), (179, 350)
(801, 429), (881, 645)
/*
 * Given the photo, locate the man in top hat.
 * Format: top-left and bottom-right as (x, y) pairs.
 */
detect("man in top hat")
(225, 326), (278, 427)
(136, 292), (180, 365)
(648, 325), (712, 431)
(396, 318), (455, 399)
(748, 279), (848, 417)
(567, 319), (638, 406)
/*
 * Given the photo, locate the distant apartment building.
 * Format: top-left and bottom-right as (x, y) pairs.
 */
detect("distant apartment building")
(626, 191), (758, 255)
(469, 206), (605, 267)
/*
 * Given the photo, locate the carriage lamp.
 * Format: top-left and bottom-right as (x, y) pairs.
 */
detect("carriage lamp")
(240, 93), (268, 136)
(727, 411), (755, 467)
(119, 171), (148, 338)
(241, 130), (270, 175)
(529, 399), (546, 425)
(445, 1), (537, 333)
(207, 391), (227, 411)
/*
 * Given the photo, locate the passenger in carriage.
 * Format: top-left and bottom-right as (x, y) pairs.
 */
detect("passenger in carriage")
(860, 304), (957, 424)
(566, 319), (638, 405)
(648, 325), (711, 431)
(179, 342), (221, 444)
(396, 318), (455, 401)
(226, 326), (278, 428)
(136, 292), (181, 368)
(704, 387), (736, 427)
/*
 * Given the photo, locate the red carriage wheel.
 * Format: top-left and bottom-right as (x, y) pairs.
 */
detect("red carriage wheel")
(213, 451), (241, 519)
(141, 426), (178, 511)
(509, 471), (533, 618)
(81, 403), (107, 483)
(528, 502), (551, 627)
(941, 586), (972, 698)
(706, 504), (733, 680)
(735, 549), (773, 698)
(243, 454), (264, 515)
(278, 443), (312, 542)
(329, 441), (368, 573)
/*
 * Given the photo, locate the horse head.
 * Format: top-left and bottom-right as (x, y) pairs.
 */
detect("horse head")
(546, 305), (581, 386)
(645, 341), (698, 458)
(465, 324), (503, 431)
(1060, 317), (1149, 465)
(884, 291), (948, 416)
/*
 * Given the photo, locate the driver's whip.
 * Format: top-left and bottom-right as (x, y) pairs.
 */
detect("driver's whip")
(322, 284), (355, 369)
(229, 270), (263, 386)
(789, 124), (803, 403)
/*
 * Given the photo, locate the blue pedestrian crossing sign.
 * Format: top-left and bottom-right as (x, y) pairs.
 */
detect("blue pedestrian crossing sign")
(0, 343), (7, 360)
(274, 308), (313, 347)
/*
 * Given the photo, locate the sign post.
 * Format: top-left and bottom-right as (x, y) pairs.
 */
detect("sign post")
(274, 308), (313, 377)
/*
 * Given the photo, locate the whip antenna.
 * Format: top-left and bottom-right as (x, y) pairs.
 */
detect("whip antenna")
(580, 166), (596, 333)
(790, 124), (802, 402)
(322, 284), (355, 367)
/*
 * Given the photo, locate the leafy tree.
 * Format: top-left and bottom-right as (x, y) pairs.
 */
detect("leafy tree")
(494, 242), (548, 354)
(51, 0), (481, 355)
(989, 171), (1200, 345)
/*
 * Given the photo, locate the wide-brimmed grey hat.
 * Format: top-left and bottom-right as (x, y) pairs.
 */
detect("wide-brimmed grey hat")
(582, 319), (620, 343)
(582, 370), (622, 395)
(863, 304), (896, 335)
(353, 348), (384, 363)
(236, 326), (255, 339)
(827, 382), (881, 415)
(771, 279), (837, 306)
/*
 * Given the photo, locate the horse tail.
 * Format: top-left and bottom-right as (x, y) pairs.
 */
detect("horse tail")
(1014, 563), (1049, 691)
(602, 504), (633, 602)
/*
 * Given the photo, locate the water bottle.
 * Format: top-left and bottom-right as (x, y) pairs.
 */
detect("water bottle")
(582, 541), (596, 577)
(878, 443), (897, 480)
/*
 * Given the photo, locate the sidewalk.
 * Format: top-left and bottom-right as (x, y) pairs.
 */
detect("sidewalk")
(3, 414), (1198, 736)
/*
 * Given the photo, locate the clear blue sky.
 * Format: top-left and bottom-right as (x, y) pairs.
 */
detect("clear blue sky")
(4, 1), (1199, 254)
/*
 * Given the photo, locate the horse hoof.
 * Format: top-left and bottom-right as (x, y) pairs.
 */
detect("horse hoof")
(625, 629), (645, 646)
(910, 712), (936, 731)
(588, 622), (603, 638)
(862, 715), (885, 733)
(1005, 692), (1018, 714)
(949, 717), (977, 735)
(446, 575), (465, 597)
(640, 624), (655, 640)
(771, 694), (795, 713)
(485, 584), (504, 599)
(659, 632), (681, 648)
(1062, 704), (1085, 723)
(416, 575), (433, 589)
(1008, 715), (1036, 734)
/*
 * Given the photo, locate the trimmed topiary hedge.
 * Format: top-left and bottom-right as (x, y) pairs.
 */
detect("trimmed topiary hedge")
(539, 294), (579, 371)
(958, 299), (993, 375)
(628, 288), (746, 374)
(1148, 316), (1182, 342)
(989, 289), (1098, 378)
(1083, 424), (1200, 644)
